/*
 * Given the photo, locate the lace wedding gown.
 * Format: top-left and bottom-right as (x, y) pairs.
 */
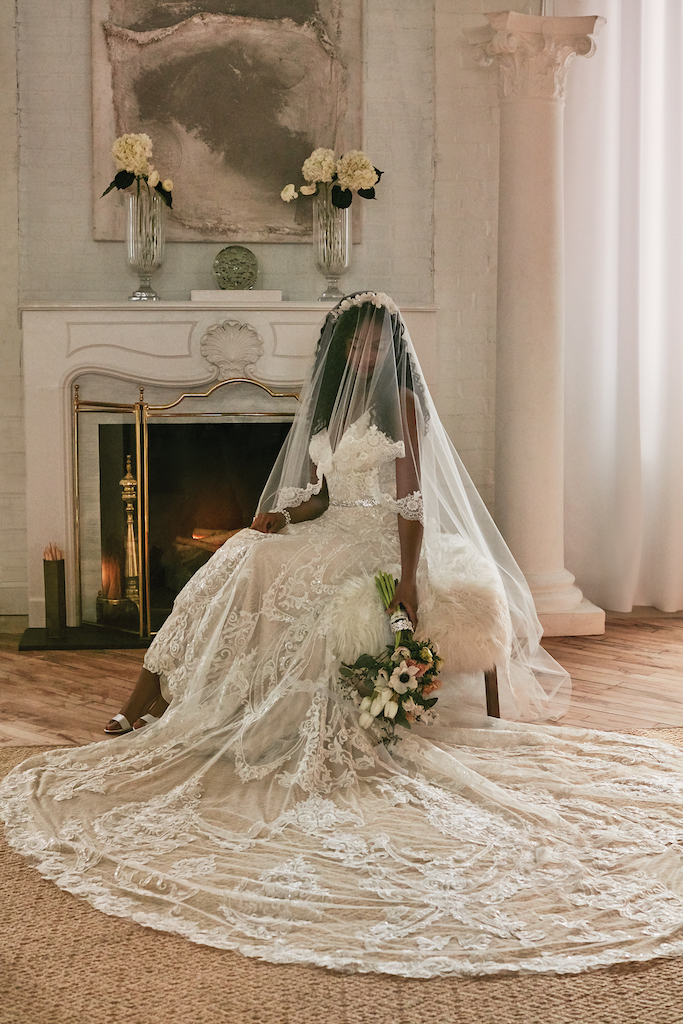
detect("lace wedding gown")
(4, 421), (683, 978)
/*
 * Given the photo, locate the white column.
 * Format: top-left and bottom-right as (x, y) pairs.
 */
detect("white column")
(468, 12), (605, 636)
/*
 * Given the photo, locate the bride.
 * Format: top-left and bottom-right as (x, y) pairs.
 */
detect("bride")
(4, 292), (683, 978)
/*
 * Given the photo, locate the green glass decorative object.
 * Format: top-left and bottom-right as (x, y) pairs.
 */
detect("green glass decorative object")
(213, 246), (258, 290)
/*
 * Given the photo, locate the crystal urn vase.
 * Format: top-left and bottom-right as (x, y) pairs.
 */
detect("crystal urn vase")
(125, 189), (166, 301)
(312, 183), (350, 301)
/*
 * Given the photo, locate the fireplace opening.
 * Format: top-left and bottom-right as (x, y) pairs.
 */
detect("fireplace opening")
(91, 418), (291, 634)
(75, 379), (298, 638)
(146, 420), (291, 630)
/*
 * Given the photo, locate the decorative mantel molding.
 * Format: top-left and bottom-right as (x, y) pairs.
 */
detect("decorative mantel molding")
(468, 12), (605, 101)
(199, 320), (265, 380)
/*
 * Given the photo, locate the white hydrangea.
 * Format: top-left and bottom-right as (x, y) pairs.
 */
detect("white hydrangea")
(111, 133), (153, 178)
(302, 147), (336, 183)
(335, 150), (378, 192)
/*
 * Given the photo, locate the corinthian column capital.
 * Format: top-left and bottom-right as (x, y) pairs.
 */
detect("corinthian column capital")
(468, 11), (605, 101)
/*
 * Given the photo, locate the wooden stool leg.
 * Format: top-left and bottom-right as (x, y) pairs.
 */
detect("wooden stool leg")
(484, 667), (500, 718)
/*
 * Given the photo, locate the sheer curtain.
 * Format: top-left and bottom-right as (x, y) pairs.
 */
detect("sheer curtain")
(558, 0), (683, 611)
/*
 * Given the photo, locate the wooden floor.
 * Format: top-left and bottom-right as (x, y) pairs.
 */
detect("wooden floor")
(1, 613), (683, 745)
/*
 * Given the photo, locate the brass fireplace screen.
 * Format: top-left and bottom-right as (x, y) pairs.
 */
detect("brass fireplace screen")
(73, 379), (298, 638)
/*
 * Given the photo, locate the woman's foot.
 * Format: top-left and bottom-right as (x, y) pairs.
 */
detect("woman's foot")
(103, 668), (163, 736)
(133, 695), (169, 729)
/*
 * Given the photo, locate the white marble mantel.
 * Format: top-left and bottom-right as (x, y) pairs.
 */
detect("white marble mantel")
(21, 301), (437, 627)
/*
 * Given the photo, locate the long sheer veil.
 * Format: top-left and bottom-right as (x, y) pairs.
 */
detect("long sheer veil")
(258, 292), (570, 722)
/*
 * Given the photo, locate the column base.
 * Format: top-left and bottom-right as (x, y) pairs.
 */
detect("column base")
(526, 568), (585, 614)
(538, 598), (605, 637)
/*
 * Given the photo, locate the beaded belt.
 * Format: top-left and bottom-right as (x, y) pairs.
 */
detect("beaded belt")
(329, 498), (380, 508)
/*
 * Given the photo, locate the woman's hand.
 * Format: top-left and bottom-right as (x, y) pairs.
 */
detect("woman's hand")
(250, 512), (286, 534)
(387, 578), (419, 631)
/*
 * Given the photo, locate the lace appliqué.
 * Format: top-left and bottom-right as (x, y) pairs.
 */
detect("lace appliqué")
(273, 480), (324, 513)
(383, 490), (424, 523)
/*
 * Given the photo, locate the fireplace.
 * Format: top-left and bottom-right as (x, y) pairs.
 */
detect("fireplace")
(74, 378), (297, 637)
(19, 301), (437, 632)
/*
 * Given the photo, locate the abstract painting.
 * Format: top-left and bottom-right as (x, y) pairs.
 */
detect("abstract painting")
(92, 1), (362, 241)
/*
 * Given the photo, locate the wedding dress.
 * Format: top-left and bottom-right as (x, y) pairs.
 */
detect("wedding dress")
(4, 294), (683, 978)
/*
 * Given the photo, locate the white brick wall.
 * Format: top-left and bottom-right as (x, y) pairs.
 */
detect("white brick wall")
(432, 1), (541, 507)
(433, 1), (499, 507)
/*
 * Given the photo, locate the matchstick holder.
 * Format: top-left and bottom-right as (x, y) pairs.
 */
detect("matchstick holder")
(43, 559), (67, 639)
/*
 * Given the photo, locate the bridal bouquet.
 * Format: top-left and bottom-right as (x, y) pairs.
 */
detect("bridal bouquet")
(102, 133), (174, 208)
(281, 147), (383, 209)
(340, 572), (443, 745)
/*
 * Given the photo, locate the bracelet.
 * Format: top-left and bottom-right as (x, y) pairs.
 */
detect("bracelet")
(273, 508), (291, 526)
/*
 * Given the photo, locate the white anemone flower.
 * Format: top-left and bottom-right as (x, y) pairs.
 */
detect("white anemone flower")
(389, 661), (420, 694)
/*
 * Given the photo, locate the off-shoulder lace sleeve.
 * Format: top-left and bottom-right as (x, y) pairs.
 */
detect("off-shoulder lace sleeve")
(272, 481), (325, 512)
(382, 490), (424, 523)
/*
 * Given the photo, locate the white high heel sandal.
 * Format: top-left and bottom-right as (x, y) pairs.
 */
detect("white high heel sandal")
(133, 713), (160, 729)
(103, 713), (133, 736)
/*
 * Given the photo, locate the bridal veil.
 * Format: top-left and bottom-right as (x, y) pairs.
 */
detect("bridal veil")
(258, 292), (570, 722)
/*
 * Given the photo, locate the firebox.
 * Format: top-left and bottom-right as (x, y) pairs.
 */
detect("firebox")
(74, 378), (298, 637)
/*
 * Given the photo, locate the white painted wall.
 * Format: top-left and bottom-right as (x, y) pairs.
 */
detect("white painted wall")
(0, 0), (542, 614)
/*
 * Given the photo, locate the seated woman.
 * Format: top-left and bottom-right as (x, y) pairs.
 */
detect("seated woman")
(4, 293), (683, 978)
(106, 290), (561, 736)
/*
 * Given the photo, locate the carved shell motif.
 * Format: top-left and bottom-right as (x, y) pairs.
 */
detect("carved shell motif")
(200, 320), (264, 380)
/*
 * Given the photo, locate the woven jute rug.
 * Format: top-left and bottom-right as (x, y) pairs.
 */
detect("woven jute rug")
(3, 735), (683, 1024)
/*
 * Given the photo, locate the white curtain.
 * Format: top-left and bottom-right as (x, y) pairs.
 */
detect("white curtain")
(558, 0), (683, 611)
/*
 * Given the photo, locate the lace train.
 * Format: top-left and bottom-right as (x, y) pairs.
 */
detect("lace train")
(3, 423), (683, 977)
(5, 722), (683, 976)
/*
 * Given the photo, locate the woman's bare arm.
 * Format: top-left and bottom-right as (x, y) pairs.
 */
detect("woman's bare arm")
(250, 474), (329, 533)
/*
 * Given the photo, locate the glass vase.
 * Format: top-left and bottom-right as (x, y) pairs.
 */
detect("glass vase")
(312, 183), (350, 301)
(126, 189), (166, 301)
